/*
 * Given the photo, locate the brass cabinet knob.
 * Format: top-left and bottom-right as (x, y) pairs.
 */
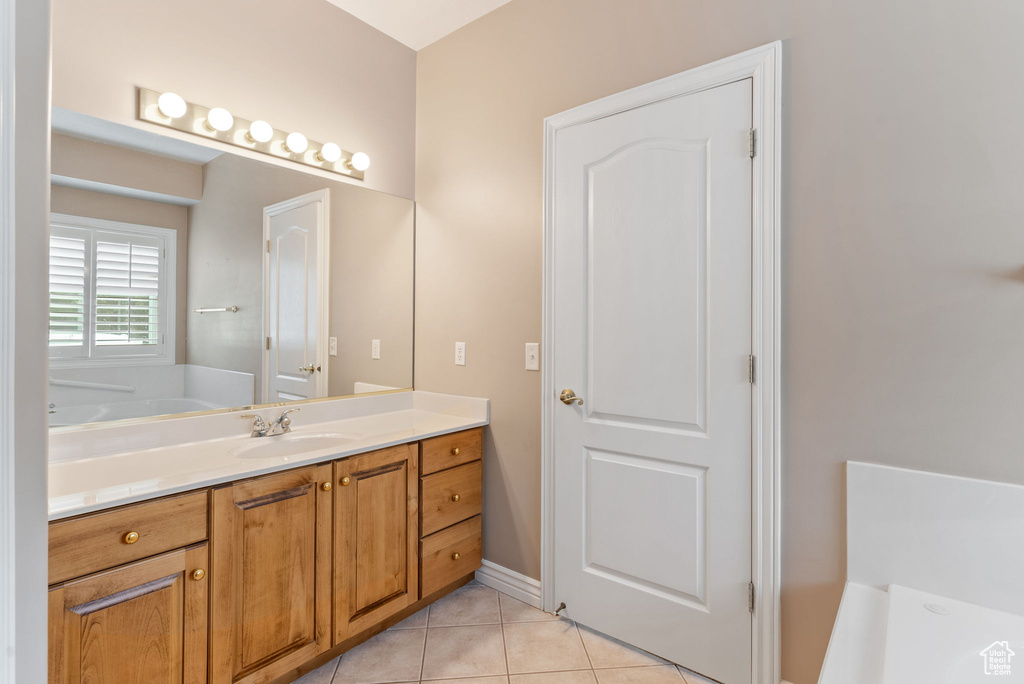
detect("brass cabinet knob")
(451, 552), (461, 561)
(123, 531), (140, 544)
(451, 447), (460, 456)
(450, 494), (461, 502)
(191, 569), (205, 581)
(321, 482), (332, 491)
(341, 476), (351, 486)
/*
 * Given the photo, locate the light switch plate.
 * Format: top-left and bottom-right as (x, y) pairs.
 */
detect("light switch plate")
(455, 342), (466, 366)
(371, 339), (381, 359)
(525, 342), (540, 371)
(329, 337), (338, 356)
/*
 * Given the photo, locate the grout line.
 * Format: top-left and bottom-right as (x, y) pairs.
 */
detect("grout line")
(497, 582), (512, 679)
(576, 621), (596, 671)
(417, 606), (430, 682)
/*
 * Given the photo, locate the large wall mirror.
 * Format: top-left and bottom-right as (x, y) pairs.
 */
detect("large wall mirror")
(48, 109), (414, 430)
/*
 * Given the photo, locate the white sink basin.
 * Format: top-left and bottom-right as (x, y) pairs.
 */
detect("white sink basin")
(232, 433), (357, 459)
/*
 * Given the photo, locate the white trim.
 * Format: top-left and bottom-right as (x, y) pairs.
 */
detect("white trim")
(541, 42), (782, 684)
(0, 0), (16, 677)
(262, 189), (331, 403)
(475, 559), (543, 609)
(51, 174), (201, 207)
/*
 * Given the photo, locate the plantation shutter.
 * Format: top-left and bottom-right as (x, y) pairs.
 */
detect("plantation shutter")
(94, 237), (162, 348)
(48, 231), (88, 357)
(49, 218), (174, 363)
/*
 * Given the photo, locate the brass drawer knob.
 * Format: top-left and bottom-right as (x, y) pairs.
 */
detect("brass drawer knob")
(450, 494), (461, 502)
(191, 569), (206, 581)
(321, 482), (332, 491)
(341, 476), (351, 486)
(451, 552), (461, 561)
(123, 531), (140, 544)
(451, 447), (460, 456)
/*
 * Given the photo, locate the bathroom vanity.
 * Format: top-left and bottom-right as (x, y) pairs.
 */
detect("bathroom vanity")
(46, 392), (487, 684)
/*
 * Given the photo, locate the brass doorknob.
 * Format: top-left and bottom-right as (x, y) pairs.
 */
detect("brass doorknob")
(451, 447), (460, 456)
(191, 569), (205, 581)
(123, 531), (140, 544)
(321, 482), (332, 491)
(299, 364), (316, 373)
(340, 476), (351, 486)
(450, 494), (461, 502)
(559, 388), (584, 406)
(451, 552), (461, 561)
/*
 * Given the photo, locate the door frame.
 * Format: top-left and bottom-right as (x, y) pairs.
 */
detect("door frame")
(1, 0), (51, 680)
(541, 42), (782, 684)
(262, 188), (331, 403)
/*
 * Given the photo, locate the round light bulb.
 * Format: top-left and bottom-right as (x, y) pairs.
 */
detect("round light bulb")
(205, 107), (234, 132)
(285, 132), (308, 154)
(318, 142), (342, 163)
(247, 120), (274, 143)
(349, 152), (371, 171)
(157, 92), (187, 119)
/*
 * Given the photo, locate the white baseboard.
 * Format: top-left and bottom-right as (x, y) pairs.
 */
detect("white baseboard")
(474, 559), (542, 608)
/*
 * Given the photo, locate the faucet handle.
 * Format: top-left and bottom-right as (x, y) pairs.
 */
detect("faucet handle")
(241, 413), (268, 436)
(277, 407), (301, 429)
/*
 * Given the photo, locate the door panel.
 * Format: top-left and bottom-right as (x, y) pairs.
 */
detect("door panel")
(552, 78), (753, 684)
(48, 544), (208, 684)
(587, 139), (708, 429)
(334, 444), (419, 643)
(210, 465), (332, 684)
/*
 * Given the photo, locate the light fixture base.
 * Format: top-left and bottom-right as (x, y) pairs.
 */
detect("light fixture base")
(136, 87), (365, 181)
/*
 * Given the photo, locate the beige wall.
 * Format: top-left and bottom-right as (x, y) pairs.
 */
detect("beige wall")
(187, 152), (414, 401)
(414, 1), (1024, 682)
(51, 0), (416, 199)
(51, 133), (202, 202)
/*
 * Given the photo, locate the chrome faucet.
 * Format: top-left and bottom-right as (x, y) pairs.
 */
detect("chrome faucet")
(241, 413), (269, 437)
(270, 408), (301, 436)
(241, 408), (301, 438)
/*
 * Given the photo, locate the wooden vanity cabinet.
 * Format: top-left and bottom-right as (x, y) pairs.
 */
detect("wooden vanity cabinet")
(418, 428), (484, 596)
(209, 464), (333, 684)
(47, 428), (486, 684)
(48, 543), (209, 684)
(333, 443), (419, 643)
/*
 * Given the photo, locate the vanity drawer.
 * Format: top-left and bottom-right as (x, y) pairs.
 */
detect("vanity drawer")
(420, 515), (482, 597)
(420, 428), (483, 475)
(420, 460), (482, 537)
(49, 490), (209, 585)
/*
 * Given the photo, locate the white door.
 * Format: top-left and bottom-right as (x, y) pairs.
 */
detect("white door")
(263, 189), (330, 403)
(551, 79), (753, 683)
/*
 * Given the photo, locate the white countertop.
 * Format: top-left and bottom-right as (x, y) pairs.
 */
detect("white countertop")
(48, 391), (489, 520)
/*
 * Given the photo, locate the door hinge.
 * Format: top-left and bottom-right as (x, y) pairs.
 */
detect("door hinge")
(266, 239), (271, 253)
(265, 336), (271, 350)
(748, 355), (756, 384)
(749, 128), (756, 158)
(748, 582), (755, 612)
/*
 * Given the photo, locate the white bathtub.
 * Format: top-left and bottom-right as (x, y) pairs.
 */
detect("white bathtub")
(49, 397), (222, 427)
(821, 582), (1024, 683)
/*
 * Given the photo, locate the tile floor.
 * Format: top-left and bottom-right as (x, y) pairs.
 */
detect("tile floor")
(295, 581), (716, 684)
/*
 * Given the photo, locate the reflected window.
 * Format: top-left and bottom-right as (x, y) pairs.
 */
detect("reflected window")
(49, 214), (176, 366)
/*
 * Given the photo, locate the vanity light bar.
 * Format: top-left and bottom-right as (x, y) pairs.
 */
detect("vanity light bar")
(136, 88), (369, 181)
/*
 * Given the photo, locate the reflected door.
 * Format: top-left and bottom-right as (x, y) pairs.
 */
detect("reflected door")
(263, 190), (329, 403)
(551, 79), (753, 683)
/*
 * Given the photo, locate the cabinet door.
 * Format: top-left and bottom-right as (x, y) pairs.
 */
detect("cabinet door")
(210, 464), (332, 684)
(48, 544), (208, 684)
(334, 443), (419, 643)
